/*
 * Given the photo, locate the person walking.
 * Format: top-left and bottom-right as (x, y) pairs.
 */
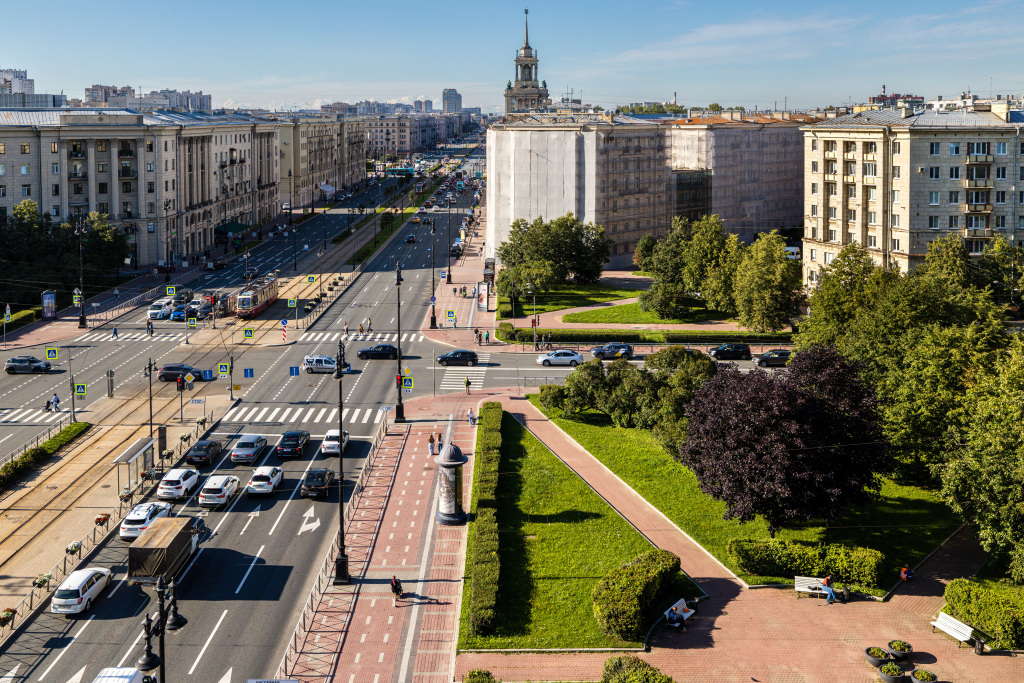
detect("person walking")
(474, 328), (480, 345)
(467, 408), (475, 425)
(358, 323), (364, 335)
(51, 393), (60, 412)
(390, 576), (403, 606)
(484, 330), (489, 344)
(437, 432), (444, 450)
(367, 317), (372, 332)
(344, 322), (349, 336)
(111, 325), (119, 340)
(146, 320), (154, 336)
(464, 376), (471, 394)
(427, 434), (435, 455)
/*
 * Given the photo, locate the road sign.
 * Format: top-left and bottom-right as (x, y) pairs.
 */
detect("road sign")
(404, 388), (413, 394)
(187, 318), (197, 328)
(446, 310), (455, 319)
(288, 299), (297, 308)
(44, 348), (58, 361)
(73, 287), (81, 296)
(233, 384), (241, 391)
(3, 312), (8, 324)
(183, 373), (195, 383)
(166, 286), (176, 297)
(440, 271), (446, 278)
(289, 366), (300, 376)
(307, 275), (315, 284)
(402, 377), (414, 389)
(190, 398), (205, 404)
(380, 406), (393, 412)
(244, 368), (254, 378)
(243, 327), (254, 339)
(403, 366), (412, 376)
(202, 370), (214, 381)
(74, 383), (86, 396)
(430, 296), (436, 304)
(73, 295), (82, 306)
(281, 319), (288, 326)
(218, 362), (230, 375)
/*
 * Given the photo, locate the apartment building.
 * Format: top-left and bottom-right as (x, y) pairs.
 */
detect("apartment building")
(0, 108), (281, 268)
(801, 103), (1024, 283)
(278, 116), (366, 210)
(0, 69), (34, 95)
(442, 89), (462, 114)
(365, 114), (471, 157)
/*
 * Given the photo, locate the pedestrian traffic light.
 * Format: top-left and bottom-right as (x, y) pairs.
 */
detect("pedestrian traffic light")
(396, 374), (402, 389)
(176, 377), (185, 392)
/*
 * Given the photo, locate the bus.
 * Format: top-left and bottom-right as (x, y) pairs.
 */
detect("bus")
(456, 181), (464, 193)
(236, 274), (279, 319)
(415, 182), (426, 194)
(386, 167), (414, 178)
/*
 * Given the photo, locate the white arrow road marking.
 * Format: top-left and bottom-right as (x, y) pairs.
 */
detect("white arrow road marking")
(239, 504), (261, 536)
(235, 545), (265, 594)
(298, 505), (321, 535)
(216, 668), (231, 683)
(62, 668), (84, 683)
(38, 615), (94, 680)
(188, 609), (228, 675)
(269, 448), (321, 536)
(0, 665), (20, 683)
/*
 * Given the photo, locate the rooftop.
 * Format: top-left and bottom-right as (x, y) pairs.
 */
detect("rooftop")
(0, 107), (279, 127)
(808, 108), (1019, 129)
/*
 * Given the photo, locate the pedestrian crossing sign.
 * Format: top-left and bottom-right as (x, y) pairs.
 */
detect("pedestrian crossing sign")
(166, 286), (176, 297)
(243, 328), (254, 339)
(3, 312), (8, 324)
(45, 348), (58, 360)
(402, 377), (414, 389)
(218, 362), (230, 376)
(187, 318), (197, 328)
(73, 295), (82, 306)
(446, 310), (455, 319)
(288, 299), (297, 308)
(307, 275), (315, 284)
(74, 383), (86, 396)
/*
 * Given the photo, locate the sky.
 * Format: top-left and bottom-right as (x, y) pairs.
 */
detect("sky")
(5, 0), (1024, 113)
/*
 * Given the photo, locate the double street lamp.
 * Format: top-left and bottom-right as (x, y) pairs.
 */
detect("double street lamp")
(429, 223), (437, 328)
(333, 339), (351, 585)
(394, 263), (406, 423)
(136, 577), (187, 682)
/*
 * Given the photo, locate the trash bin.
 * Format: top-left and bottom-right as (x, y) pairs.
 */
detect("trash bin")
(974, 637), (985, 655)
(842, 586), (851, 603)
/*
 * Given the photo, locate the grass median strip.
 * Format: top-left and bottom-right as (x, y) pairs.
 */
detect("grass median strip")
(0, 422), (92, 492)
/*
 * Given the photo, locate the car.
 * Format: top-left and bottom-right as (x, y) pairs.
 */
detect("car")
(276, 430), (310, 457)
(590, 343), (634, 360)
(709, 343), (752, 361)
(169, 305), (187, 322)
(4, 355), (52, 374)
(756, 349), (792, 368)
(301, 468), (335, 499)
(537, 350), (584, 367)
(198, 303), (214, 319)
(198, 475), (240, 508)
(185, 298), (203, 313)
(205, 258), (228, 270)
(147, 299), (172, 319)
(321, 429), (350, 455)
(410, 216), (421, 223)
(157, 468), (200, 500)
(433, 204), (442, 212)
(230, 434), (267, 463)
(171, 290), (193, 306)
(184, 440), (223, 466)
(245, 464), (282, 497)
(358, 343), (399, 360)
(50, 567), (112, 615)
(435, 350), (479, 367)
(157, 363), (202, 382)
(119, 502), (173, 540)
(406, 234), (417, 243)
(302, 354), (337, 374)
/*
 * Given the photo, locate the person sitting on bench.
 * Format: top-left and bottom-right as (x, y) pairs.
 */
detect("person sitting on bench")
(820, 574), (837, 604)
(666, 606), (684, 627)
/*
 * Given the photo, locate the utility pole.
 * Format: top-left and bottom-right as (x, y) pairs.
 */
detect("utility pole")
(333, 339), (351, 585)
(394, 263), (405, 423)
(145, 358), (154, 439)
(67, 348), (76, 422)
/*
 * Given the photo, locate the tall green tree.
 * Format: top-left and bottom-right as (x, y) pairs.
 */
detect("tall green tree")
(632, 234), (656, 272)
(733, 230), (803, 332)
(496, 214), (612, 284)
(703, 233), (745, 315)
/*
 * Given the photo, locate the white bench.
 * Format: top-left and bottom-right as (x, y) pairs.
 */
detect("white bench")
(931, 611), (975, 648)
(794, 576), (828, 600)
(663, 598), (697, 628)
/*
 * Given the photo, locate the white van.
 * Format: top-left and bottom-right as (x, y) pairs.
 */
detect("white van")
(147, 299), (172, 319)
(90, 668), (155, 683)
(302, 354), (337, 374)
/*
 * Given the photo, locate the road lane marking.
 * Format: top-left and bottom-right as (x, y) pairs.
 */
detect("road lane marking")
(279, 408), (294, 422)
(37, 615), (95, 680)
(235, 545), (265, 593)
(315, 408), (327, 422)
(269, 447), (321, 536)
(115, 629), (145, 667)
(326, 408), (338, 424)
(187, 608), (228, 674)
(266, 407), (281, 422)
(0, 665), (19, 683)
(253, 407), (270, 422)
(361, 410), (371, 424)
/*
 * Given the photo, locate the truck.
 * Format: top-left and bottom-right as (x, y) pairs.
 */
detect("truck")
(128, 516), (201, 586)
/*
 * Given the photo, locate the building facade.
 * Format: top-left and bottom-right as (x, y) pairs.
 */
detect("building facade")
(278, 116), (366, 211)
(365, 114), (472, 157)
(800, 104), (1024, 283)
(503, 9), (551, 114)
(0, 69), (34, 95)
(0, 108), (282, 268)
(442, 89), (462, 114)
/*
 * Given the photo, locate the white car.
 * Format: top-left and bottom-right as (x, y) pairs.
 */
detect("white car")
(198, 475), (239, 508)
(147, 299), (172, 319)
(51, 567), (112, 615)
(247, 466), (283, 496)
(157, 468), (200, 500)
(119, 502), (173, 540)
(321, 429), (350, 455)
(230, 434), (267, 463)
(537, 350), (584, 367)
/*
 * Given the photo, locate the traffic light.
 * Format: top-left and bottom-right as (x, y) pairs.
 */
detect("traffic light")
(396, 375), (402, 389)
(176, 377), (185, 392)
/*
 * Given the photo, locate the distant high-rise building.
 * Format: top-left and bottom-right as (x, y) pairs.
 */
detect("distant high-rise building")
(503, 9), (551, 114)
(424, 99), (433, 113)
(442, 89), (462, 114)
(0, 69), (35, 95)
(414, 100), (424, 112)
(150, 89), (212, 110)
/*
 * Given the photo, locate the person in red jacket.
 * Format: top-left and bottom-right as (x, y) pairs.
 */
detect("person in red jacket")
(820, 574), (837, 604)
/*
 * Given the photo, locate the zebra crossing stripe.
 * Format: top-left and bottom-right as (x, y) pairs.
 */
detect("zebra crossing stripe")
(265, 408), (281, 423)
(253, 407), (270, 422)
(418, 335), (424, 342)
(44, 411), (62, 423)
(278, 408), (293, 423)
(223, 407), (241, 421)
(242, 407), (262, 422)
(4, 409), (28, 422)
(326, 408), (338, 424)
(361, 410), (371, 424)
(302, 407), (316, 422)
(374, 409), (383, 423)
(314, 408), (327, 422)
(342, 408), (350, 421)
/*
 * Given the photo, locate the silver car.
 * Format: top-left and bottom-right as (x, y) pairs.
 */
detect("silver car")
(119, 501), (173, 540)
(4, 355), (51, 374)
(536, 350), (584, 367)
(230, 435), (267, 463)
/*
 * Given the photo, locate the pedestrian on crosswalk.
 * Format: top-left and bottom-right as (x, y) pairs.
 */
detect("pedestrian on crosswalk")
(344, 322), (349, 336)
(146, 320), (154, 336)
(52, 394), (60, 412)
(427, 434), (435, 455)
(44, 399), (51, 413)
(464, 376), (471, 394)
(367, 317), (372, 332)
(111, 326), (119, 339)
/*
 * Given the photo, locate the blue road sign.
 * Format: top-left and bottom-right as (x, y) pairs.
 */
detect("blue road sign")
(289, 366), (300, 376)
(440, 271), (446, 279)
(45, 348), (58, 360)
(243, 368), (255, 378)
(430, 296), (436, 303)
(202, 370), (214, 381)
(402, 377), (414, 389)
(307, 275), (315, 284)
(74, 383), (86, 396)
(281, 319), (288, 326)
(243, 328), (254, 339)
(446, 310), (455, 319)
(218, 362), (230, 375)
(288, 299), (297, 307)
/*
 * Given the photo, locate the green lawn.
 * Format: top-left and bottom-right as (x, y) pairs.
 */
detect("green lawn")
(562, 301), (733, 325)
(497, 284), (648, 320)
(528, 396), (962, 595)
(458, 412), (653, 649)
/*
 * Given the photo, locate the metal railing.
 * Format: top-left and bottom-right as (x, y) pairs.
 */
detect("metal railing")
(276, 417), (392, 677)
(0, 414), (75, 469)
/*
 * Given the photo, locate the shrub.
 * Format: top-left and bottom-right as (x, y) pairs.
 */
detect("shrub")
(494, 326), (791, 345)
(592, 550), (680, 640)
(468, 401), (504, 635)
(888, 640), (911, 652)
(464, 670), (498, 683)
(602, 656), (674, 683)
(912, 671), (937, 682)
(538, 384), (566, 411)
(944, 578), (1024, 649)
(879, 662), (903, 677)
(867, 647), (888, 659)
(728, 538), (885, 587)
(0, 422), (91, 492)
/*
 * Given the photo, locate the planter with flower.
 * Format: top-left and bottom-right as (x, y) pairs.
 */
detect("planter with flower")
(94, 513), (110, 526)
(910, 670), (936, 682)
(887, 640), (913, 661)
(0, 608), (16, 626)
(65, 541), (82, 556)
(878, 661), (906, 683)
(33, 572), (53, 589)
(864, 647), (891, 667)
(196, 416), (207, 428)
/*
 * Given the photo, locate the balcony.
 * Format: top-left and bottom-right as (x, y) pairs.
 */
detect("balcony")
(843, 152), (857, 160)
(963, 227), (992, 238)
(118, 212), (136, 220)
(965, 178), (993, 188)
(68, 197), (89, 206)
(69, 150), (86, 159)
(863, 153), (877, 161)
(68, 171), (87, 180)
(966, 154), (993, 164)
(863, 176), (876, 185)
(966, 203), (993, 213)
(824, 173), (837, 182)
(823, 151), (837, 159)
(118, 169), (137, 179)
(843, 175), (857, 184)
(117, 149), (135, 158)
(219, 161), (227, 169)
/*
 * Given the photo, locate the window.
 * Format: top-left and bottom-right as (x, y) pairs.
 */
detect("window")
(892, 165), (901, 178)
(96, 140), (107, 152)
(868, 235), (877, 248)
(826, 161), (837, 174)
(48, 141), (58, 154)
(995, 216), (1006, 228)
(892, 142), (901, 154)
(51, 163), (59, 174)
(968, 142), (989, 155)
(868, 211), (877, 224)
(147, 202), (155, 214)
(865, 141), (877, 153)
(811, 182), (818, 194)
(929, 167), (940, 179)
(20, 164), (29, 175)
(968, 191), (987, 204)
(811, 140), (817, 151)
(950, 142), (960, 155)
(930, 142), (940, 155)
(949, 166), (961, 180)
(51, 184), (59, 196)
(845, 162), (856, 175)
(862, 162), (877, 176)
(996, 142), (1007, 155)
(967, 215), (987, 229)
(0, 185), (5, 197)
(810, 249), (817, 261)
(811, 205), (818, 216)
(928, 216), (940, 229)
(997, 167), (1007, 179)
(867, 187), (878, 201)
(828, 229), (837, 242)
(949, 215), (960, 229)
(98, 202), (108, 215)
(949, 191), (960, 204)
(146, 141), (154, 152)
(929, 191), (940, 205)
(824, 252), (834, 265)
(811, 226), (818, 239)
(52, 206), (60, 217)
(891, 213), (901, 228)
(1021, 167), (1024, 180)
(147, 181), (155, 193)
(827, 183), (837, 196)
(146, 162), (154, 172)
(892, 190), (900, 203)
(164, 141), (168, 152)
(98, 182), (107, 194)
(891, 238), (901, 251)
(20, 143), (29, 154)
(996, 191), (1006, 204)
(828, 207), (837, 219)
(847, 185), (856, 198)
(811, 160), (819, 173)
(0, 143), (4, 154)
(847, 209), (856, 221)
(21, 184), (30, 196)
(0, 164), (4, 176)
(121, 182), (132, 193)
(73, 184), (82, 195)
(97, 162), (107, 173)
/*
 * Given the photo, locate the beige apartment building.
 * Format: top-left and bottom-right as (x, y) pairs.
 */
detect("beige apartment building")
(278, 116), (366, 212)
(0, 108), (281, 267)
(801, 104), (1024, 283)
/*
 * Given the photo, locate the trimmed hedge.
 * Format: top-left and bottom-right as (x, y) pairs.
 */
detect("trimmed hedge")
(468, 401), (504, 635)
(592, 549), (680, 640)
(602, 656), (674, 683)
(495, 326), (792, 345)
(464, 670), (498, 683)
(944, 578), (1024, 649)
(0, 422), (91, 491)
(729, 538), (884, 587)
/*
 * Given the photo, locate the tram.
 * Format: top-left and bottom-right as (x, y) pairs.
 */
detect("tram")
(236, 274), (279, 319)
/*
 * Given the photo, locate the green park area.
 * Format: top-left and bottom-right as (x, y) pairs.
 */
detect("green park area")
(562, 300), (732, 325)
(497, 283), (644, 320)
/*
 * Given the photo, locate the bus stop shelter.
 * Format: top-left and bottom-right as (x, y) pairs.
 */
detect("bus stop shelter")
(112, 438), (156, 500)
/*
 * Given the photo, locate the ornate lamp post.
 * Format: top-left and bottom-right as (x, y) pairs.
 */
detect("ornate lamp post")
(394, 263), (406, 423)
(333, 339), (351, 585)
(135, 577), (187, 683)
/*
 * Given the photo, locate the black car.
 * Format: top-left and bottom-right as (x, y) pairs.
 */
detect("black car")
(436, 350), (479, 366)
(157, 363), (203, 381)
(756, 349), (792, 368)
(171, 290), (193, 306)
(4, 356), (52, 374)
(590, 343), (634, 360)
(301, 468), (335, 499)
(185, 440), (223, 466)
(358, 343), (399, 360)
(276, 430), (310, 457)
(709, 344), (752, 361)
(406, 234), (417, 243)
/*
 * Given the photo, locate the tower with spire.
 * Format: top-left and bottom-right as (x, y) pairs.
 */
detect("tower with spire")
(504, 8), (551, 114)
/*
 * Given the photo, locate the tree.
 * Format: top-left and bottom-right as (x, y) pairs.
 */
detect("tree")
(632, 234), (656, 272)
(496, 213), (612, 284)
(919, 234), (975, 290)
(495, 261), (558, 319)
(707, 103), (722, 112)
(733, 230), (803, 332)
(679, 346), (888, 536)
(703, 233), (745, 315)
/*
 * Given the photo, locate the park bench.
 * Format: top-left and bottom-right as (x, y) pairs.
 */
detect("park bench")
(931, 611), (976, 648)
(663, 597), (697, 628)
(794, 576), (827, 600)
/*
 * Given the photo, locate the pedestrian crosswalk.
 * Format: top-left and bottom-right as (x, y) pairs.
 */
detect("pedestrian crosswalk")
(298, 332), (426, 343)
(74, 331), (186, 343)
(0, 407), (66, 424)
(221, 405), (385, 425)
(439, 353), (490, 391)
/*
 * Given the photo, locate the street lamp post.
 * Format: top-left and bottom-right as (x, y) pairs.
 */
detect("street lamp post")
(162, 200), (173, 283)
(145, 358), (155, 439)
(333, 339), (351, 585)
(394, 263), (406, 423)
(446, 202), (452, 284)
(527, 283), (537, 350)
(429, 224), (437, 328)
(317, 250), (324, 298)
(135, 577), (187, 683)
(75, 216), (88, 328)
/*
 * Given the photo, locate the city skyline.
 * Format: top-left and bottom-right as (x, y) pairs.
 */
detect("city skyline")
(4, 0), (1024, 112)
